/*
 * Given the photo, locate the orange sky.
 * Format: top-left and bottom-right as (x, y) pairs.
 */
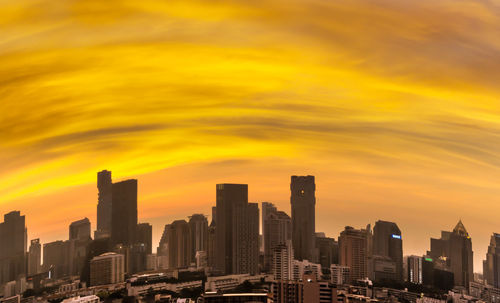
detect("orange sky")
(1, 0), (500, 272)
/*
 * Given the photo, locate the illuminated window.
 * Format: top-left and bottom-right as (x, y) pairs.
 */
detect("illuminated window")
(300, 189), (305, 196)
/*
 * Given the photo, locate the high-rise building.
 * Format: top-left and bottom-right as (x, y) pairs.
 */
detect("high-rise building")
(27, 239), (41, 276)
(163, 220), (191, 269)
(263, 202), (292, 272)
(484, 233), (500, 288)
(315, 233), (339, 269)
(111, 179), (138, 246)
(293, 259), (322, 281)
(68, 218), (92, 277)
(273, 240), (294, 281)
(427, 220), (473, 288)
(90, 252), (124, 286)
(233, 202), (260, 275)
(339, 225), (370, 283)
(207, 210), (217, 271)
(188, 214), (208, 263)
(215, 184), (259, 275)
(330, 264), (350, 285)
(407, 255), (423, 284)
(43, 240), (70, 279)
(372, 220), (403, 282)
(70, 218), (91, 241)
(96, 170), (112, 239)
(291, 175), (316, 262)
(0, 211), (27, 285)
(136, 223), (153, 254)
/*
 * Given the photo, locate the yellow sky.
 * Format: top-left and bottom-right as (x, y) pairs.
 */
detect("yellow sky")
(1, 0), (500, 271)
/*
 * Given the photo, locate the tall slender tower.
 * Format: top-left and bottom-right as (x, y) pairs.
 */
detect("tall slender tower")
(28, 238), (41, 276)
(188, 214), (208, 263)
(111, 179), (138, 246)
(484, 233), (500, 288)
(290, 175), (316, 261)
(96, 170), (112, 239)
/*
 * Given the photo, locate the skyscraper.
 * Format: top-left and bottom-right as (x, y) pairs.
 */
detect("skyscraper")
(188, 214), (208, 263)
(164, 220), (191, 269)
(43, 240), (70, 279)
(28, 239), (41, 276)
(263, 202), (292, 272)
(0, 211), (27, 284)
(407, 255), (423, 284)
(428, 220), (473, 288)
(70, 218), (91, 241)
(136, 223), (153, 254)
(339, 225), (370, 283)
(207, 208), (217, 271)
(96, 170), (112, 239)
(233, 202), (260, 275)
(111, 179), (138, 246)
(484, 233), (500, 288)
(315, 233), (339, 269)
(291, 175), (316, 261)
(372, 220), (403, 282)
(215, 183), (259, 275)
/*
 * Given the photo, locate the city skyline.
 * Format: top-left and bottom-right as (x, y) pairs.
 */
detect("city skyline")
(2, 0), (500, 276)
(0, 170), (494, 273)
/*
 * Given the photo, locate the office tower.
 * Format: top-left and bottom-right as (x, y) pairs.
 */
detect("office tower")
(484, 233), (500, 288)
(407, 255), (423, 284)
(233, 202), (260, 275)
(273, 240), (294, 281)
(70, 218), (91, 241)
(137, 223), (153, 254)
(67, 218), (92, 277)
(111, 179), (138, 246)
(188, 214), (208, 263)
(291, 175), (316, 262)
(129, 243), (147, 274)
(27, 239), (41, 276)
(0, 211), (27, 285)
(427, 220), (473, 288)
(263, 202), (292, 272)
(207, 216), (217, 271)
(372, 220), (403, 281)
(90, 253), (124, 286)
(368, 255), (397, 282)
(163, 220), (191, 269)
(216, 183), (259, 275)
(43, 240), (70, 279)
(315, 233), (339, 269)
(331, 265), (350, 285)
(96, 170), (112, 239)
(422, 255), (454, 291)
(339, 225), (370, 283)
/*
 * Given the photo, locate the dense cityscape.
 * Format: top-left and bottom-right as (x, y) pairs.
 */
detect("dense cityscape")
(0, 171), (499, 303)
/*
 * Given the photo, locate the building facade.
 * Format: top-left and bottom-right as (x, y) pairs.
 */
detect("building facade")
(90, 252), (124, 286)
(339, 225), (370, 283)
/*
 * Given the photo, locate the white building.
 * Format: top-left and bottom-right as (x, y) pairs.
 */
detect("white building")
(331, 264), (350, 285)
(61, 295), (100, 303)
(293, 259), (321, 281)
(272, 240), (294, 281)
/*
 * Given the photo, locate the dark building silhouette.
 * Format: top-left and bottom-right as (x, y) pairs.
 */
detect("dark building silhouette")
(315, 233), (338, 269)
(68, 218), (92, 277)
(162, 220), (191, 269)
(207, 208), (217, 271)
(188, 214), (208, 263)
(43, 240), (70, 279)
(484, 233), (500, 288)
(96, 170), (112, 239)
(372, 220), (403, 282)
(111, 179), (138, 246)
(291, 175), (316, 261)
(422, 256), (454, 291)
(427, 220), (473, 288)
(28, 238), (41, 276)
(0, 211), (27, 285)
(70, 218), (91, 241)
(262, 202), (292, 273)
(339, 225), (371, 283)
(137, 223), (153, 255)
(215, 184), (259, 274)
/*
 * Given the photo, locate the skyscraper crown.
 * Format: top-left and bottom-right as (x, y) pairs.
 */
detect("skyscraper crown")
(453, 220), (469, 237)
